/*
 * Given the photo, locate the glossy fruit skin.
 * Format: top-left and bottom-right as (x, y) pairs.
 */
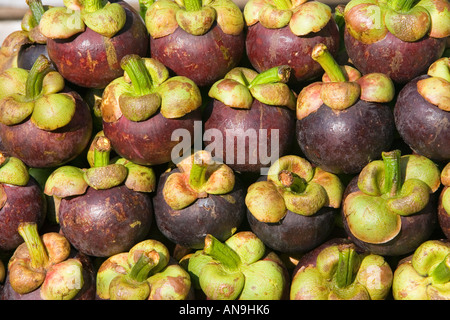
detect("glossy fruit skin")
(103, 108), (202, 166)
(245, 19), (340, 89)
(150, 22), (245, 87)
(58, 185), (153, 257)
(341, 176), (438, 256)
(0, 177), (47, 252)
(394, 75), (450, 163)
(0, 90), (92, 168)
(203, 99), (295, 173)
(296, 99), (395, 175)
(152, 169), (246, 249)
(0, 251), (95, 300)
(17, 43), (49, 70)
(344, 28), (446, 84)
(46, 1), (148, 89)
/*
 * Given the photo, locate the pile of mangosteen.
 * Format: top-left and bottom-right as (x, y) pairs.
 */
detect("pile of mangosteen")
(0, 0), (449, 301)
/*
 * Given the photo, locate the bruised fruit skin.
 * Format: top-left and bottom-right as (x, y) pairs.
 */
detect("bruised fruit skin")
(41, 0), (148, 89)
(153, 151), (246, 249)
(0, 155), (46, 251)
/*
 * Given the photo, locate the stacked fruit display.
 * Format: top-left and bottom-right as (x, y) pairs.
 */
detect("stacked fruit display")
(0, 0), (449, 301)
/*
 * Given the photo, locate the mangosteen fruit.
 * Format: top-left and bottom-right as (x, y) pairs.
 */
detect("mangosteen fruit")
(1, 222), (96, 300)
(296, 43), (396, 174)
(0, 55), (93, 168)
(392, 239), (450, 300)
(143, 0), (245, 87)
(394, 57), (450, 162)
(290, 238), (393, 300)
(0, 0), (49, 73)
(245, 155), (344, 255)
(438, 162), (450, 239)
(187, 231), (287, 300)
(343, 0), (449, 84)
(96, 239), (192, 300)
(204, 65), (296, 174)
(342, 150), (441, 256)
(153, 150), (246, 249)
(0, 153), (46, 252)
(244, 0), (341, 89)
(39, 0), (149, 89)
(101, 54), (202, 166)
(44, 135), (155, 257)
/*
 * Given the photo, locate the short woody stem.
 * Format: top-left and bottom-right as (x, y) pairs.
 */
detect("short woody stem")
(92, 136), (112, 168)
(248, 65), (291, 88)
(279, 170), (307, 194)
(311, 43), (346, 82)
(18, 222), (49, 270)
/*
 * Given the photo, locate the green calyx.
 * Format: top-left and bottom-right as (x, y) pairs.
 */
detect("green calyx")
(39, 0), (126, 39)
(245, 155), (344, 223)
(417, 57), (450, 111)
(102, 55), (201, 123)
(344, 0), (449, 44)
(209, 66), (296, 110)
(162, 150), (235, 210)
(291, 242), (393, 300)
(344, 150), (441, 244)
(187, 232), (286, 300)
(0, 55), (75, 130)
(0, 153), (30, 186)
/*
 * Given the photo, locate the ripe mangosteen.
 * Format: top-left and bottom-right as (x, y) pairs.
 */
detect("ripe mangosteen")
(1, 222), (96, 300)
(44, 136), (155, 257)
(296, 43), (396, 174)
(0, 0), (49, 73)
(342, 150), (441, 256)
(143, 0), (245, 87)
(394, 57), (450, 162)
(0, 55), (93, 168)
(100, 54), (202, 166)
(438, 162), (450, 239)
(343, 0), (449, 84)
(153, 150), (246, 249)
(245, 155), (344, 255)
(204, 65), (296, 174)
(0, 153), (46, 252)
(290, 238), (393, 300)
(244, 0), (340, 89)
(39, 0), (149, 89)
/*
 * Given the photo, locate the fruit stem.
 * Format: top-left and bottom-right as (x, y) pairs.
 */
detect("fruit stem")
(279, 170), (307, 194)
(336, 247), (358, 288)
(189, 159), (208, 192)
(83, 0), (104, 13)
(430, 254), (450, 285)
(139, 0), (154, 20)
(382, 150), (402, 197)
(121, 55), (153, 96)
(204, 234), (241, 271)
(272, 0), (292, 10)
(184, 0), (202, 11)
(18, 222), (49, 270)
(388, 0), (416, 12)
(92, 136), (112, 168)
(311, 43), (346, 82)
(26, 0), (45, 25)
(127, 251), (159, 283)
(248, 65), (291, 89)
(25, 54), (51, 101)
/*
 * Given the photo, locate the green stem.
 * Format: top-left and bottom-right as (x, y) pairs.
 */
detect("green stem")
(18, 222), (49, 270)
(336, 247), (358, 288)
(138, 0), (154, 20)
(27, 0), (45, 25)
(184, 0), (202, 11)
(127, 252), (158, 283)
(25, 55), (51, 101)
(272, 0), (292, 10)
(430, 254), (450, 285)
(93, 136), (112, 168)
(204, 234), (241, 271)
(248, 65), (291, 89)
(83, 0), (104, 13)
(121, 55), (153, 96)
(279, 170), (307, 194)
(311, 43), (346, 82)
(388, 0), (417, 12)
(189, 161), (208, 192)
(382, 150), (402, 197)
